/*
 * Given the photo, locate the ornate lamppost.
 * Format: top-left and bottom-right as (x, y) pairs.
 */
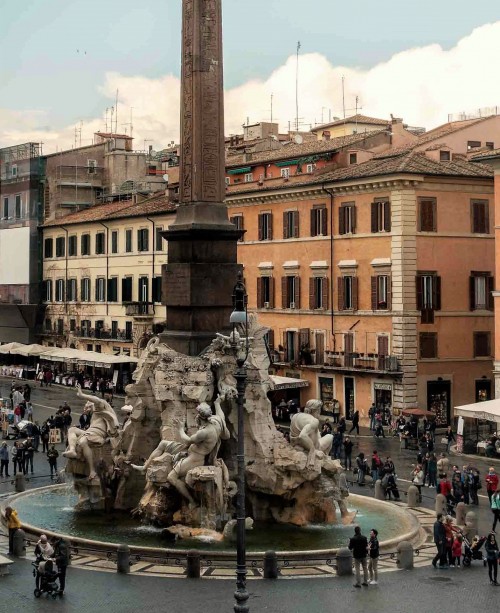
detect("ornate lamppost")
(230, 272), (250, 613)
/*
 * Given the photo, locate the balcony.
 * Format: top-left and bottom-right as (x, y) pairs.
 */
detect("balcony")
(75, 327), (132, 342)
(54, 165), (104, 186)
(124, 302), (155, 318)
(274, 352), (401, 374)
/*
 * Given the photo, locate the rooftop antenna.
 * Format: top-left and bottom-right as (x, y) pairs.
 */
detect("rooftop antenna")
(110, 106), (115, 135)
(271, 93), (273, 124)
(342, 76), (346, 120)
(295, 41), (301, 131)
(105, 107), (109, 133)
(115, 89), (119, 134)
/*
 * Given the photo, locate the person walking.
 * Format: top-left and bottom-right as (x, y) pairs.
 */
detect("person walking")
(491, 488), (500, 532)
(368, 528), (380, 585)
(51, 536), (69, 595)
(371, 450), (382, 483)
(437, 453), (450, 476)
(348, 526), (369, 587)
(5, 506), (21, 554)
(411, 464), (424, 503)
(343, 436), (353, 470)
(41, 421), (50, 453)
(444, 426), (455, 452)
(432, 513), (447, 569)
(427, 453), (438, 487)
(485, 532), (499, 585)
(332, 428), (343, 460)
(356, 452), (368, 486)
(368, 403), (376, 431)
(47, 445), (59, 478)
(470, 469), (481, 506)
(348, 409), (360, 436)
(486, 467), (499, 504)
(0, 442), (9, 477)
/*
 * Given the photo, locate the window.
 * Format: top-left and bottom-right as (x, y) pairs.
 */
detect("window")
(470, 273), (494, 310)
(281, 275), (300, 309)
(68, 236), (77, 256)
(87, 159), (97, 174)
(122, 277), (133, 302)
(86, 343), (93, 351)
(309, 276), (329, 310)
(125, 321), (133, 340)
(155, 227), (164, 251)
(371, 199), (391, 233)
(44, 238), (53, 258)
(439, 150), (450, 161)
(95, 278), (106, 302)
(283, 210), (299, 239)
(81, 234), (90, 256)
(338, 276), (358, 311)
(311, 205), (327, 237)
(306, 163), (316, 173)
(258, 212), (273, 240)
(257, 276), (275, 308)
(137, 228), (149, 252)
(138, 276), (149, 302)
(285, 330), (297, 362)
(56, 319), (64, 335)
(225, 177), (231, 186)
(107, 277), (118, 302)
(147, 165), (157, 176)
(244, 173), (253, 183)
(95, 345), (102, 353)
(69, 319), (76, 333)
(418, 197), (437, 232)
(81, 278), (91, 302)
(339, 203), (356, 235)
(371, 275), (391, 310)
(230, 215), (244, 241)
(416, 273), (441, 322)
(95, 232), (106, 255)
(473, 331), (491, 357)
(67, 279), (77, 302)
(471, 199), (489, 233)
(280, 167), (290, 179)
(349, 153), (357, 164)
(111, 321), (118, 339)
(11, 165), (17, 178)
(486, 142), (494, 150)
(2, 197), (8, 218)
(45, 318), (52, 332)
(467, 140), (481, 150)
(15, 195), (21, 218)
(152, 276), (162, 303)
(111, 231), (118, 254)
(55, 236), (65, 257)
(420, 332), (438, 359)
(43, 280), (52, 302)
(55, 279), (65, 302)
(125, 229), (133, 252)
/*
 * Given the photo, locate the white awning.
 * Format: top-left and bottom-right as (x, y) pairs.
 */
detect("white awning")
(455, 399), (500, 424)
(0, 342), (23, 354)
(270, 375), (309, 390)
(0, 342), (138, 365)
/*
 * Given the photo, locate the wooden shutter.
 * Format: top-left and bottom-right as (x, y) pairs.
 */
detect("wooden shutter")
(294, 276), (300, 308)
(433, 276), (442, 311)
(420, 199), (437, 232)
(338, 207), (345, 235)
(351, 205), (357, 233)
(469, 276), (476, 311)
(371, 276), (378, 310)
(377, 335), (389, 356)
(267, 329), (275, 350)
(371, 202), (378, 232)
(310, 208), (317, 236)
(282, 331), (288, 359)
(121, 278), (127, 302)
(258, 214), (263, 240)
(257, 277), (263, 308)
(309, 277), (315, 309)
(281, 276), (288, 308)
(488, 276), (494, 310)
(321, 207), (328, 236)
(283, 211), (288, 239)
(352, 277), (359, 310)
(268, 213), (273, 240)
(293, 211), (299, 238)
(416, 276), (423, 309)
(107, 279), (113, 302)
(420, 333), (437, 359)
(338, 277), (344, 311)
(387, 277), (392, 310)
(299, 328), (310, 349)
(268, 277), (275, 308)
(322, 277), (329, 310)
(383, 201), (391, 232)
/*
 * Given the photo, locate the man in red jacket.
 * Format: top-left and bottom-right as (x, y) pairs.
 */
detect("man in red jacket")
(485, 467), (499, 504)
(437, 474), (452, 501)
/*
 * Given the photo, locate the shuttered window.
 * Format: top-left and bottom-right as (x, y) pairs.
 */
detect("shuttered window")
(469, 273), (494, 311)
(137, 229), (149, 252)
(310, 205), (327, 237)
(44, 238), (53, 258)
(81, 278), (90, 302)
(420, 333), (438, 359)
(68, 235), (77, 256)
(257, 276), (275, 308)
(338, 276), (358, 310)
(283, 210), (299, 239)
(471, 200), (489, 233)
(258, 213), (273, 240)
(281, 276), (300, 309)
(309, 277), (329, 310)
(122, 277), (133, 302)
(371, 275), (391, 310)
(473, 332), (491, 357)
(230, 215), (244, 241)
(67, 278), (77, 301)
(416, 274), (441, 310)
(81, 234), (90, 256)
(152, 276), (162, 303)
(418, 198), (437, 232)
(55, 236), (65, 257)
(95, 232), (106, 255)
(371, 199), (391, 232)
(107, 277), (118, 302)
(339, 203), (356, 235)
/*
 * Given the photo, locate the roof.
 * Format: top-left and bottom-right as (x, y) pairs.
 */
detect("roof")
(95, 132), (133, 140)
(414, 116), (492, 147)
(470, 147), (500, 162)
(43, 192), (176, 227)
(312, 114), (390, 131)
(225, 130), (387, 168)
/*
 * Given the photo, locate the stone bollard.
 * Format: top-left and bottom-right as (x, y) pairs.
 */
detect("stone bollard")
(186, 550), (201, 579)
(336, 547), (353, 576)
(455, 502), (467, 526)
(14, 473), (25, 493)
(464, 511), (478, 539)
(435, 494), (447, 516)
(407, 485), (419, 508)
(374, 479), (385, 501)
(116, 544), (130, 574)
(263, 551), (278, 579)
(397, 541), (414, 569)
(12, 528), (26, 558)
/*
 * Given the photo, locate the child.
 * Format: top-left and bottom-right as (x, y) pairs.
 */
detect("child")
(452, 534), (462, 568)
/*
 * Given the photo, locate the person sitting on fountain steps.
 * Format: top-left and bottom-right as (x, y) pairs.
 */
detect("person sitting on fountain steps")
(63, 384), (120, 480)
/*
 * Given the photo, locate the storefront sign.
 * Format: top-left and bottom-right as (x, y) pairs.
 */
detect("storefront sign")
(374, 383), (392, 391)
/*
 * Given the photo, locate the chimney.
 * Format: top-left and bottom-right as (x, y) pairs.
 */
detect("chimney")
(322, 131), (331, 141)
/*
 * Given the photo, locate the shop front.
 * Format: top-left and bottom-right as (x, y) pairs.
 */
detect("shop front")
(373, 382), (393, 424)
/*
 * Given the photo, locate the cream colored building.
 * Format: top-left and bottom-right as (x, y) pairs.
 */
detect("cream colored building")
(41, 193), (175, 356)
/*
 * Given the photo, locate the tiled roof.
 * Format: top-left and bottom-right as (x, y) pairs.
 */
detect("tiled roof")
(414, 116), (491, 147)
(469, 147), (500, 161)
(43, 193), (175, 227)
(225, 130), (387, 168)
(312, 114), (390, 131)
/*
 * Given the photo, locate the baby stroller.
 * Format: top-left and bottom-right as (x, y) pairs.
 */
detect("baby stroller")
(32, 558), (61, 598)
(462, 534), (487, 567)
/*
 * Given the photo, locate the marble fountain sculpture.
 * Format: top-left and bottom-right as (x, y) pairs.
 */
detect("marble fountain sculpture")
(63, 315), (353, 539)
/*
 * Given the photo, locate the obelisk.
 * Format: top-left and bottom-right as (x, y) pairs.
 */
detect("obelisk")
(161, 0), (242, 356)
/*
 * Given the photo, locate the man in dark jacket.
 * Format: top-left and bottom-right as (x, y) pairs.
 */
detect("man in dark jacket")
(348, 526), (369, 587)
(23, 438), (35, 474)
(348, 410), (360, 436)
(51, 537), (69, 594)
(432, 513), (447, 568)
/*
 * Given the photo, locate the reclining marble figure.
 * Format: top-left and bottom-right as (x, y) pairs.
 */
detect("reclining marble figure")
(63, 384), (120, 479)
(289, 399), (333, 468)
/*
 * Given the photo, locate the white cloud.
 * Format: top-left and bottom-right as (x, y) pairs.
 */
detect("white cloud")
(2, 21), (500, 153)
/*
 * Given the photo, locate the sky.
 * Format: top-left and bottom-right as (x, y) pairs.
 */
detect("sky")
(1, 0), (500, 152)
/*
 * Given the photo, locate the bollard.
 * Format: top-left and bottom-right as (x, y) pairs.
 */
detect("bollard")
(464, 511), (478, 539)
(186, 550), (201, 579)
(336, 547), (353, 576)
(263, 551), (278, 579)
(397, 541), (414, 569)
(12, 528), (26, 558)
(374, 479), (385, 501)
(455, 502), (467, 526)
(116, 544), (130, 574)
(435, 494), (447, 516)
(14, 473), (25, 493)
(407, 485), (419, 508)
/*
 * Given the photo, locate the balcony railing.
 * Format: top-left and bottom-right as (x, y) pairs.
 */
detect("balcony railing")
(75, 327), (132, 341)
(275, 352), (401, 373)
(124, 302), (155, 317)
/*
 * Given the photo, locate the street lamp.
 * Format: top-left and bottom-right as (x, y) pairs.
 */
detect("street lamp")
(230, 271), (250, 613)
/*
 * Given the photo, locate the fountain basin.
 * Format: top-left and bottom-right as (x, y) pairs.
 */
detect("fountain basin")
(4, 485), (421, 562)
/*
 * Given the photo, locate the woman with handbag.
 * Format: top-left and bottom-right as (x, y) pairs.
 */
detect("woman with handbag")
(485, 532), (499, 585)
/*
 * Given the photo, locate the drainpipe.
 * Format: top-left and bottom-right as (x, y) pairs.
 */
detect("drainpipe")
(146, 216), (156, 317)
(322, 185), (335, 351)
(99, 222), (110, 316)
